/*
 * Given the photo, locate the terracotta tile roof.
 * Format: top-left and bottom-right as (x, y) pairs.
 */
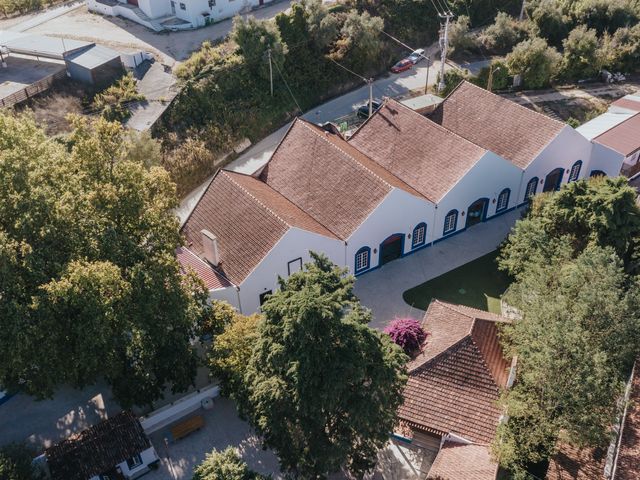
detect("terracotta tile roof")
(594, 113), (640, 157)
(427, 442), (499, 480)
(176, 246), (232, 290)
(613, 359), (640, 479)
(45, 411), (150, 480)
(545, 443), (607, 480)
(349, 98), (487, 202)
(181, 170), (335, 285)
(399, 301), (511, 444)
(260, 118), (396, 239)
(430, 81), (565, 169)
(611, 97), (640, 112)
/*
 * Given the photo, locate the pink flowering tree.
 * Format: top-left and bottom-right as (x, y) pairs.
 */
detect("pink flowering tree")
(384, 318), (427, 355)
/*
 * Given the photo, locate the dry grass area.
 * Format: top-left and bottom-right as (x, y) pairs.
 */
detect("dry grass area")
(539, 97), (608, 123)
(16, 79), (92, 135)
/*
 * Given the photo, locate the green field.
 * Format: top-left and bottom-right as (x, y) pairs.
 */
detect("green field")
(402, 251), (511, 314)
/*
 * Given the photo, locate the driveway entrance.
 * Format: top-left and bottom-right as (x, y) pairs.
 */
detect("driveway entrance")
(380, 234), (404, 266)
(465, 198), (489, 228)
(543, 168), (564, 192)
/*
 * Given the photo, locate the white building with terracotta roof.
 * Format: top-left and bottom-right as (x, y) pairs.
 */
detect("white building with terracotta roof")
(577, 94), (640, 178)
(179, 82), (594, 313)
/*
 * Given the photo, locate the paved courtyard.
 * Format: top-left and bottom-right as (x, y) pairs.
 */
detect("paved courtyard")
(0, 56), (65, 102)
(146, 397), (282, 480)
(355, 208), (523, 330)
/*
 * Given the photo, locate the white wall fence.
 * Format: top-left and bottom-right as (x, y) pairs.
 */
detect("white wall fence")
(139, 384), (220, 434)
(121, 51), (155, 69)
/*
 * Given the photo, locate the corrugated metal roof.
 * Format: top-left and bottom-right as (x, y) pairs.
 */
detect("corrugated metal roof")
(65, 44), (121, 69)
(576, 110), (636, 140)
(0, 30), (92, 59)
(400, 93), (443, 111)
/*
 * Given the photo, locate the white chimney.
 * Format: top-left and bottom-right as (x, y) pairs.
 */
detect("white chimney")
(201, 229), (220, 266)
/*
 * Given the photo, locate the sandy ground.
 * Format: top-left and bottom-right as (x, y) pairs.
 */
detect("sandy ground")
(24, 2), (292, 65)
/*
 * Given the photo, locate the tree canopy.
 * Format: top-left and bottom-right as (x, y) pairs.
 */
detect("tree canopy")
(192, 447), (267, 480)
(235, 253), (407, 478)
(506, 36), (561, 88)
(0, 113), (210, 407)
(499, 176), (640, 279)
(0, 443), (40, 480)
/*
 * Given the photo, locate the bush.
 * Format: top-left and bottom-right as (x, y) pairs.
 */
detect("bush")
(559, 25), (602, 81)
(193, 447), (268, 480)
(473, 60), (511, 90)
(0, 443), (39, 480)
(92, 73), (144, 122)
(530, 0), (571, 47)
(601, 25), (640, 72)
(448, 15), (481, 56)
(479, 12), (532, 54)
(506, 36), (561, 88)
(437, 68), (469, 96)
(384, 318), (427, 355)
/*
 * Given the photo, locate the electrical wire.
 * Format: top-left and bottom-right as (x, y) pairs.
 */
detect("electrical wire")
(327, 56), (370, 83)
(272, 57), (302, 112)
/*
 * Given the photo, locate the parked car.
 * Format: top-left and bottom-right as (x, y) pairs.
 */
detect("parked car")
(391, 59), (413, 73)
(408, 48), (425, 64)
(357, 100), (382, 119)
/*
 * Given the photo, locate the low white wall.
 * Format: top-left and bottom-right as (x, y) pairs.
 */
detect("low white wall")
(86, 0), (116, 15)
(140, 384), (220, 434)
(121, 51), (154, 69)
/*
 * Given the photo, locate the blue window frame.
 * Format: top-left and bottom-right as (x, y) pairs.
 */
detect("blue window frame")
(355, 247), (371, 274)
(496, 188), (510, 212)
(443, 210), (458, 235)
(569, 160), (582, 182)
(525, 177), (538, 201)
(412, 223), (427, 248)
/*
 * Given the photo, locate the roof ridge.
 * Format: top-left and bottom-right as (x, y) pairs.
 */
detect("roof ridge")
(461, 80), (566, 128)
(386, 97), (489, 154)
(467, 333), (505, 391)
(297, 120), (396, 192)
(409, 334), (473, 374)
(220, 170), (292, 230)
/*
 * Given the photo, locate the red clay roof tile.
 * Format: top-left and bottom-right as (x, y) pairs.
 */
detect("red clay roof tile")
(594, 113), (640, 157)
(430, 81), (564, 169)
(427, 442), (498, 480)
(176, 247), (231, 290)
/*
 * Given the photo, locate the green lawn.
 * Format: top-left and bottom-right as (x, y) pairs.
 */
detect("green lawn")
(402, 251), (511, 314)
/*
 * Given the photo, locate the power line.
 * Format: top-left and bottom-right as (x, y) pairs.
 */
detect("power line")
(327, 56), (369, 83)
(271, 57), (301, 112)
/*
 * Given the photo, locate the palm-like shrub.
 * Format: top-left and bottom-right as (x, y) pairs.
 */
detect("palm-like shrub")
(384, 318), (427, 355)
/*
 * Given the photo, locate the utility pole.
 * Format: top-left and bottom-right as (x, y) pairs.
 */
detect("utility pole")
(487, 65), (501, 92)
(423, 55), (431, 94)
(519, 0), (526, 21)
(437, 13), (454, 93)
(267, 48), (273, 96)
(368, 78), (373, 117)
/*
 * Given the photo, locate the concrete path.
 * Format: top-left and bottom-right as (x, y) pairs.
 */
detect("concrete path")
(503, 82), (640, 107)
(3, 1), (83, 32)
(355, 208), (523, 330)
(126, 62), (179, 131)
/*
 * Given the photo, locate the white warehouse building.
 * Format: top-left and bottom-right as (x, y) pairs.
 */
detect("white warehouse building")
(179, 81), (600, 314)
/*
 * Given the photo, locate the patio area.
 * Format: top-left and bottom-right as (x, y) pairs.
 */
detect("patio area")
(145, 397), (282, 480)
(355, 208), (523, 330)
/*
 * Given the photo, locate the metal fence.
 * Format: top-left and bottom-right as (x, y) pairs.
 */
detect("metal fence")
(0, 69), (67, 108)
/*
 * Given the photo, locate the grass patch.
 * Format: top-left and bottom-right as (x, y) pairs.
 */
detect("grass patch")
(402, 251), (511, 314)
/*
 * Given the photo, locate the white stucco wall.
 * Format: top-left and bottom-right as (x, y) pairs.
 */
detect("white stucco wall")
(519, 127), (592, 204)
(237, 228), (344, 314)
(138, 0), (172, 18)
(116, 446), (159, 478)
(434, 152), (523, 239)
(588, 143), (625, 177)
(209, 285), (241, 310)
(345, 189), (435, 274)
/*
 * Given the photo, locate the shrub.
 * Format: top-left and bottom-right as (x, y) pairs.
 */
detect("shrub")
(449, 15), (481, 56)
(0, 443), (39, 480)
(437, 68), (469, 96)
(530, 0), (571, 47)
(479, 12), (532, 54)
(506, 36), (561, 88)
(193, 447), (268, 480)
(384, 318), (427, 355)
(92, 73), (144, 122)
(473, 60), (511, 90)
(559, 25), (602, 81)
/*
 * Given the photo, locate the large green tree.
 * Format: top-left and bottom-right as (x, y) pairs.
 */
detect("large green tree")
(506, 36), (561, 88)
(560, 25), (602, 80)
(499, 176), (640, 279)
(0, 443), (40, 480)
(494, 246), (640, 475)
(193, 447), (267, 480)
(237, 253), (407, 478)
(0, 113), (210, 407)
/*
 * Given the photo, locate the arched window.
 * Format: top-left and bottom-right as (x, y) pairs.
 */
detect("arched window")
(496, 188), (510, 212)
(569, 160), (582, 182)
(443, 210), (458, 235)
(412, 223), (427, 248)
(525, 177), (538, 201)
(590, 170), (606, 178)
(355, 247), (371, 274)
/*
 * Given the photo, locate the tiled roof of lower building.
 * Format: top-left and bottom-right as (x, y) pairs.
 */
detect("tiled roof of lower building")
(427, 441), (498, 480)
(594, 113), (640, 157)
(349, 98), (487, 203)
(399, 301), (511, 445)
(430, 81), (565, 169)
(546, 443), (607, 480)
(176, 246), (232, 290)
(45, 411), (150, 480)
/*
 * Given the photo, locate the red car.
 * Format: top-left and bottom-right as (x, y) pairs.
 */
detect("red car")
(391, 59), (413, 73)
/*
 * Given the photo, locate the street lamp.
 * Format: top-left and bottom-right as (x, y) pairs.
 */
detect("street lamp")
(487, 65), (501, 93)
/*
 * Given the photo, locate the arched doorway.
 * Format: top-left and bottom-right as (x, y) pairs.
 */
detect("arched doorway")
(379, 233), (404, 266)
(466, 198), (489, 228)
(543, 168), (564, 192)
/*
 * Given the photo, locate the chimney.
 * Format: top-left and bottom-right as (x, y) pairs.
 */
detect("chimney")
(201, 229), (220, 266)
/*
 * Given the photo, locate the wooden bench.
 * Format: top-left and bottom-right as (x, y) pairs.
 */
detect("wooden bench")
(170, 415), (205, 441)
